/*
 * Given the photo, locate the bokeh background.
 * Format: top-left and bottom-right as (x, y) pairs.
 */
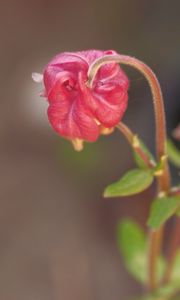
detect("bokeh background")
(1, 0), (180, 299)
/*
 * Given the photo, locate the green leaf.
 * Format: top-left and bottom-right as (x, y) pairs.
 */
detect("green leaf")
(117, 219), (147, 283)
(148, 196), (180, 229)
(104, 169), (153, 197)
(134, 139), (155, 169)
(167, 139), (180, 168)
(117, 220), (166, 284)
(117, 219), (146, 260)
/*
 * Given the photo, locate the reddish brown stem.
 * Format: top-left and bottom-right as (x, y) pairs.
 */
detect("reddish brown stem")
(117, 122), (155, 168)
(116, 122), (134, 144)
(87, 54), (170, 191)
(87, 54), (171, 291)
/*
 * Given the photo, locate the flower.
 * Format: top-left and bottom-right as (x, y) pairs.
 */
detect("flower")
(33, 50), (129, 150)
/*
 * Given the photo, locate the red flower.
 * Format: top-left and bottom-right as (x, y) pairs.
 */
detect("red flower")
(33, 50), (129, 150)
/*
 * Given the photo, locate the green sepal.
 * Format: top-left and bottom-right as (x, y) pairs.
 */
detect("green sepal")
(166, 139), (180, 168)
(148, 196), (180, 229)
(104, 168), (154, 198)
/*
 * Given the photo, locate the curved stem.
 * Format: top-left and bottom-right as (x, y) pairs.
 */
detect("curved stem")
(87, 54), (171, 290)
(87, 54), (170, 191)
(116, 122), (134, 144)
(117, 122), (155, 168)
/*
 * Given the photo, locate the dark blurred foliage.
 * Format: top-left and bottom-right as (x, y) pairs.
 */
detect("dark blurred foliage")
(0, 0), (179, 299)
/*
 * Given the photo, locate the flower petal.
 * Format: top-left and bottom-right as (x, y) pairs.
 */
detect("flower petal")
(47, 81), (99, 142)
(41, 49), (129, 144)
(43, 52), (89, 96)
(90, 90), (128, 127)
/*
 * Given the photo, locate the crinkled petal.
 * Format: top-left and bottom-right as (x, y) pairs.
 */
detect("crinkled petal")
(83, 87), (128, 127)
(41, 49), (129, 143)
(81, 75), (129, 127)
(47, 81), (99, 142)
(92, 91), (128, 127)
(43, 53), (88, 96)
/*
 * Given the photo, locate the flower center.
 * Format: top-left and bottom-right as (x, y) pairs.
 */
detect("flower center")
(63, 79), (77, 92)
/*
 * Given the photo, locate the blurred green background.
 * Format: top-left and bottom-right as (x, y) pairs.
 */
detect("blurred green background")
(0, 0), (180, 299)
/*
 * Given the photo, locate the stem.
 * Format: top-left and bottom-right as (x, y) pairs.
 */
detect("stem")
(117, 122), (155, 168)
(116, 122), (134, 144)
(87, 54), (171, 290)
(148, 226), (164, 288)
(87, 54), (170, 190)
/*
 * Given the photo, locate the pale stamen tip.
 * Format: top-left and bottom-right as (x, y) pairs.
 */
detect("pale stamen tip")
(71, 138), (84, 151)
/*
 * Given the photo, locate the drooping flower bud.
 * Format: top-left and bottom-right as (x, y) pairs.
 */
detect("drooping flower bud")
(33, 50), (129, 150)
